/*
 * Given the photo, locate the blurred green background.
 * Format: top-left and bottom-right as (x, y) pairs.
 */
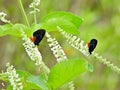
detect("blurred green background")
(0, 0), (120, 90)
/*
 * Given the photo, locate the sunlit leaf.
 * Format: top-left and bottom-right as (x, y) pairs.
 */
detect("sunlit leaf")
(0, 12), (83, 37)
(40, 11), (83, 35)
(41, 19), (79, 35)
(0, 24), (32, 37)
(47, 58), (92, 89)
(0, 24), (12, 36)
(17, 70), (48, 90)
(41, 11), (83, 28)
(26, 75), (48, 90)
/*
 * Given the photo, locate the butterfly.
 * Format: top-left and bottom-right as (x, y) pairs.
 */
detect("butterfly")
(30, 29), (46, 46)
(88, 39), (97, 54)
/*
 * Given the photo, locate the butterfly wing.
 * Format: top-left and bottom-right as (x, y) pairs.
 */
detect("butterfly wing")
(33, 29), (46, 46)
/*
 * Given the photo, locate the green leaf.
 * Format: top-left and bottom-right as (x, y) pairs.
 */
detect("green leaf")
(0, 24), (12, 36)
(23, 82), (42, 90)
(7, 83), (41, 90)
(41, 11), (83, 28)
(40, 11), (83, 35)
(31, 23), (41, 32)
(7, 85), (12, 90)
(11, 24), (32, 37)
(26, 75), (48, 90)
(17, 70), (31, 79)
(47, 58), (91, 89)
(17, 70), (40, 90)
(0, 12), (83, 37)
(41, 19), (79, 35)
(0, 24), (32, 37)
(17, 70), (48, 90)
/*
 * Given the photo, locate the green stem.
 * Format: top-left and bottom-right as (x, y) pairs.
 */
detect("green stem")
(17, 0), (30, 27)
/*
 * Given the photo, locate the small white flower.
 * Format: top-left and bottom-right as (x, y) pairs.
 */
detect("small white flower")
(29, 0), (40, 7)
(0, 12), (10, 23)
(29, 0), (40, 14)
(6, 63), (23, 90)
(93, 52), (120, 73)
(57, 26), (89, 56)
(46, 32), (67, 62)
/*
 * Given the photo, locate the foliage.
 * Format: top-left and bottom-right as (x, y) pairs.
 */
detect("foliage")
(0, 1), (92, 89)
(0, 0), (120, 90)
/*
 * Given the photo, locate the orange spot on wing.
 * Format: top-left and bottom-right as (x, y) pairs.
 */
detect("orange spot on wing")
(87, 42), (90, 48)
(30, 36), (36, 42)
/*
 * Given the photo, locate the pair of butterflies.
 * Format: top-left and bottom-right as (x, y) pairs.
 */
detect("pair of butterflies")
(30, 29), (97, 54)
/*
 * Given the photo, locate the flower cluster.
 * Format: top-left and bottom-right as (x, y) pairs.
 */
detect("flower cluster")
(57, 26), (120, 74)
(29, 0), (40, 14)
(57, 26), (89, 56)
(29, 0), (40, 7)
(21, 31), (50, 74)
(6, 63), (23, 90)
(46, 32), (67, 62)
(93, 52), (120, 74)
(0, 12), (10, 23)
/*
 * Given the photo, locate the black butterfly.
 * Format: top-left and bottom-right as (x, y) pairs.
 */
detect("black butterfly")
(30, 29), (46, 46)
(88, 39), (97, 54)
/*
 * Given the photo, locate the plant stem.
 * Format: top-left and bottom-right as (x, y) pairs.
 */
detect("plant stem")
(17, 0), (30, 27)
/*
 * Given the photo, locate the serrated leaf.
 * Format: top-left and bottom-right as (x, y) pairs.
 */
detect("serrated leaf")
(40, 11), (83, 35)
(47, 58), (90, 89)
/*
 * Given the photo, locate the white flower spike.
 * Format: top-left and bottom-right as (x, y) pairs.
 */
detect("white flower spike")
(21, 31), (50, 74)
(6, 63), (23, 90)
(57, 26), (89, 56)
(57, 26), (120, 74)
(46, 32), (67, 62)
